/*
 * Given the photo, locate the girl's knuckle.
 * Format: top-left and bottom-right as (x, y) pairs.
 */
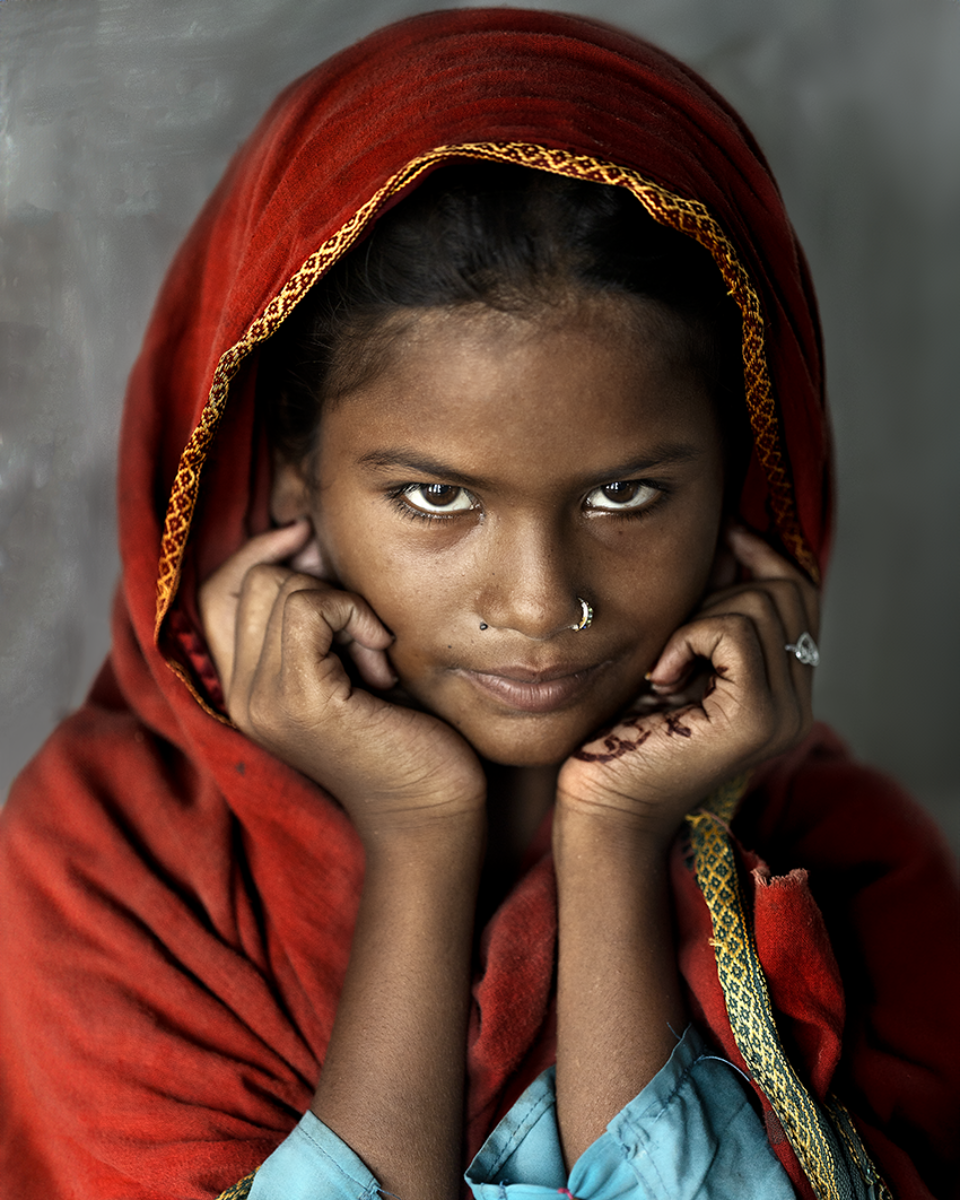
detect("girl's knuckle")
(719, 611), (755, 639)
(749, 588), (780, 620)
(244, 562), (281, 591)
(282, 588), (312, 622)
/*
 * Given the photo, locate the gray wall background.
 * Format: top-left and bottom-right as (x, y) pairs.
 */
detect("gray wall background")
(2, 0), (958, 853)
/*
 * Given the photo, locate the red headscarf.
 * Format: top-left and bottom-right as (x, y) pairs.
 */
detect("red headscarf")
(1, 10), (956, 1199)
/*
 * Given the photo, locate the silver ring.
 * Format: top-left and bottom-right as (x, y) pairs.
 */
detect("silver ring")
(785, 631), (819, 666)
(571, 597), (593, 631)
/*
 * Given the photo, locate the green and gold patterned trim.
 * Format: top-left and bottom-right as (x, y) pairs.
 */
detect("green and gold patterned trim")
(699, 772), (751, 824)
(215, 1169), (255, 1200)
(155, 140), (818, 638)
(826, 1097), (894, 1200)
(686, 790), (892, 1200)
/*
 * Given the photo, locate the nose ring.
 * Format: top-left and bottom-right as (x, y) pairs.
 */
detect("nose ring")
(571, 597), (593, 632)
(479, 597), (594, 632)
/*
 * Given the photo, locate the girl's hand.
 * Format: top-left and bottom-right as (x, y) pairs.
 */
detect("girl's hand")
(199, 522), (486, 844)
(556, 526), (820, 850)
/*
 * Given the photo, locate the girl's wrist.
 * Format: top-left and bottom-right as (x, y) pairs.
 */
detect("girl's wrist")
(552, 787), (683, 868)
(362, 805), (486, 875)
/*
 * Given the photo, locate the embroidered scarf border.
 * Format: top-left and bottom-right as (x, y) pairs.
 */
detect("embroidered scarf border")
(154, 139), (820, 643)
(688, 780), (893, 1200)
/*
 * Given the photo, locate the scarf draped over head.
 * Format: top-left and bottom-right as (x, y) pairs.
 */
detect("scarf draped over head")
(135, 9), (833, 678)
(2, 9), (956, 1200)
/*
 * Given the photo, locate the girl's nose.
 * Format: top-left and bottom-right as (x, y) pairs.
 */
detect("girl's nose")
(476, 521), (583, 641)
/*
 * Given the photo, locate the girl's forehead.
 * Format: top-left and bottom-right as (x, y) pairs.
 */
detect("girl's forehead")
(336, 290), (711, 419)
(317, 297), (724, 480)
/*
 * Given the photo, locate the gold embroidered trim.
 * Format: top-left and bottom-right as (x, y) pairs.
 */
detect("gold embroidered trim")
(166, 659), (234, 726)
(687, 805), (842, 1196)
(686, 803), (891, 1199)
(215, 1169), (256, 1200)
(156, 140), (817, 637)
(155, 153), (446, 636)
(826, 1097), (895, 1200)
(699, 772), (751, 824)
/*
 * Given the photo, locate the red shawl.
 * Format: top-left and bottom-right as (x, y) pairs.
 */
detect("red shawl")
(1, 10), (957, 1198)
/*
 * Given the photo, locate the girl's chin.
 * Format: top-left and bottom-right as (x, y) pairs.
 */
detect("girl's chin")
(475, 744), (572, 769)
(452, 713), (608, 769)
(390, 669), (651, 768)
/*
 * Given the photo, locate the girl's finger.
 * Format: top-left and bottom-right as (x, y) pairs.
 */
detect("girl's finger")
(199, 521), (313, 693)
(725, 525), (807, 582)
(648, 594), (809, 754)
(229, 563), (294, 712)
(215, 521), (313, 594)
(237, 575), (395, 721)
(726, 525), (820, 635)
(699, 578), (809, 678)
(724, 526), (820, 706)
(711, 586), (798, 701)
(346, 641), (399, 691)
(277, 585), (394, 696)
(648, 612), (769, 707)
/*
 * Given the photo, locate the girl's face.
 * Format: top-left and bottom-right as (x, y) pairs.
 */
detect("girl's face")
(283, 293), (727, 767)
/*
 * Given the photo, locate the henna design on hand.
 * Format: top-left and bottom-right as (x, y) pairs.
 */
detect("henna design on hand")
(573, 717), (651, 763)
(664, 712), (693, 738)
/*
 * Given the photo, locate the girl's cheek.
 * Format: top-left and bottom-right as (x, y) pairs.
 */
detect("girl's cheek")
(310, 506), (382, 593)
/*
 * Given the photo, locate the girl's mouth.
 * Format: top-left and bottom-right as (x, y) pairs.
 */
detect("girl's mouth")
(456, 661), (611, 714)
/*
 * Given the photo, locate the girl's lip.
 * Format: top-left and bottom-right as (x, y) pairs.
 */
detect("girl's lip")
(456, 662), (610, 713)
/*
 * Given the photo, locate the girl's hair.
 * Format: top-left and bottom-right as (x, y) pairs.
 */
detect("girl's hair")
(260, 163), (747, 474)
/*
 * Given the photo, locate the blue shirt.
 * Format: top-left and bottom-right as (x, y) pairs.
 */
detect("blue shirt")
(248, 1026), (797, 1198)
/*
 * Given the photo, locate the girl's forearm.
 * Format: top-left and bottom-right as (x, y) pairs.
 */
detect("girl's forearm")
(310, 813), (484, 1200)
(553, 804), (685, 1168)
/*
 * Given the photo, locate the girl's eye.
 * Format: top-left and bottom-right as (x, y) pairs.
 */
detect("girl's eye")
(584, 480), (660, 513)
(400, 483), (476, 516)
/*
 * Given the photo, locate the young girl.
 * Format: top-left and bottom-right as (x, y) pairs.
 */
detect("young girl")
(1, 10), (956, 1200)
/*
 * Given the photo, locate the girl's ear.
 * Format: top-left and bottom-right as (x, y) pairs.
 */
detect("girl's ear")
(270, 457), (312, 524)
(707, 519), (739, 591)
(270, 457), (330, 579)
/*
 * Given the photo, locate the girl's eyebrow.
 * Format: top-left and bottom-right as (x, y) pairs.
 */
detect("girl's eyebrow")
(584, 444), (703, 480)
(357, 449), (493, 489)
(357, 443), (703, 487)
